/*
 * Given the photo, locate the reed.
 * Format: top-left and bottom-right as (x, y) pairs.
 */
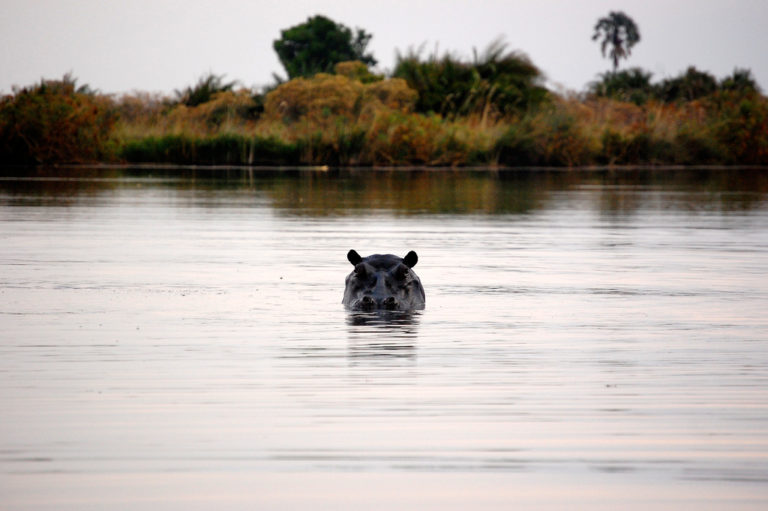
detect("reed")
(121, 134), (300, 165)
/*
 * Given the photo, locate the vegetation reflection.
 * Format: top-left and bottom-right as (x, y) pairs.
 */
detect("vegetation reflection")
(1, 168), (765, 215)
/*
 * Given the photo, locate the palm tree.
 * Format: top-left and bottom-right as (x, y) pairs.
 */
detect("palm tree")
(592, 11), (640, 72)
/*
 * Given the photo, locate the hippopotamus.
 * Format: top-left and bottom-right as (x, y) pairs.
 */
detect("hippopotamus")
(342, 249), (425, 311)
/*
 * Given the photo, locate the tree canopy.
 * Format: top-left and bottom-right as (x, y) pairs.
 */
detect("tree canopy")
(273, 15), (377, 80)
(592, 11), (640, 72)
(393, 40), (548, 119)
(588, 66), (761, 105)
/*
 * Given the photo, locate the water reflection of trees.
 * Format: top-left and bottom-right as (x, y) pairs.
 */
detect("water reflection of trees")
(1, 166), (766, 214)
(266, 170), (557, 215)
(589, 168), (768, 215)
(266, 168), (768, 215)
(0, 166), (123, 206)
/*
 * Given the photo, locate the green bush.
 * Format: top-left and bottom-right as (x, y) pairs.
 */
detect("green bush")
(393, 40), (548, 119)
(365, 111), (447, 165)
(597, 129), (683, 165)
(493, 122), (539, 166)
(175, 73), (237, 107)
(720, 69), (761, 94)
(588, 68), (654, 105)
(714, 92), (768, 164)
(495, 107), (592, 167)
(672, 131), (724, 164)
(655, 67), (718, 103)
(0, 75), (117, 164)
(120, 134), (300, 165)
(589, 66), (761, 107)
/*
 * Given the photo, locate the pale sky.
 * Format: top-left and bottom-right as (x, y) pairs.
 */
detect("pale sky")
(2, 0), (766, 96)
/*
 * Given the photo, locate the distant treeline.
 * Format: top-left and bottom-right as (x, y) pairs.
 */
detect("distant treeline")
(1, 52), (766, 167)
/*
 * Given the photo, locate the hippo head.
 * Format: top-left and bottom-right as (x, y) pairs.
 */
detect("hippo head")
(342, 249), (426, 311)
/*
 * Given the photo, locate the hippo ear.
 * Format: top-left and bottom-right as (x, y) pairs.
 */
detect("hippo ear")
(354, 263), (368, 277)
(403, 250), (418, 268)
(347, 249), (363, 265)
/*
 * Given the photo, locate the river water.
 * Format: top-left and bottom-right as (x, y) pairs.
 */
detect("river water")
(1, 167), (767, 510)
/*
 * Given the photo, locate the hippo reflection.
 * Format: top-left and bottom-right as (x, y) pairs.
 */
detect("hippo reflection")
(342, 249), (425, 311)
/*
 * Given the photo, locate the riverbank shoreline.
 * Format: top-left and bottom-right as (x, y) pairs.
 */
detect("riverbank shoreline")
(2, 163), (768, 175)
(3, 75), (766, 169)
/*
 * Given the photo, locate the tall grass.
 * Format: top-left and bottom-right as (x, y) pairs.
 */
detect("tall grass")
(120, 134), (299, 165)
(2, 64), (766, 167)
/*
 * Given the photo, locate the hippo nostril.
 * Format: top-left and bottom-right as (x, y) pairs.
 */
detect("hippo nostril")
(360, 296), (375, 309)
(382, 297), (398, 310)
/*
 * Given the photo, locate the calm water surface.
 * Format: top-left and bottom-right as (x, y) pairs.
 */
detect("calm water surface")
(1, 167), (767, 510)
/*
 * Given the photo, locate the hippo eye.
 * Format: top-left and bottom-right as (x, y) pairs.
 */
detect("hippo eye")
(354, 264), (367, 277)
(394, 264), (409, 280)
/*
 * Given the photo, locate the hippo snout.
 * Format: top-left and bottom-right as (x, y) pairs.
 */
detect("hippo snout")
(358, 295), (399, 310)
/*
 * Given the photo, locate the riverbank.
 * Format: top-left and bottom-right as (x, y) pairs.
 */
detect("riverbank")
(2, 71), (767, 168)
(112, 88), (768, 167)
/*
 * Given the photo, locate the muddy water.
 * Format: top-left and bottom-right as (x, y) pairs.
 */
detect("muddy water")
(1, 167), (767, 510)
